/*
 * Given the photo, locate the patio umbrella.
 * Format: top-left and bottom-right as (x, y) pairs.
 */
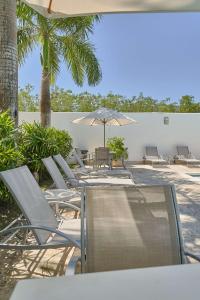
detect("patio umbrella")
(72, 107), (137, 147)
(22, 0), (200, 18)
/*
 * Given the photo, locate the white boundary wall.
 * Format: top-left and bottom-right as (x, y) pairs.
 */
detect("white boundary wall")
(19, 112), (200, 161)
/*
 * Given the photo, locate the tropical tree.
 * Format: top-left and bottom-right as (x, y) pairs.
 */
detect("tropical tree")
(17, 2), (102, 127)
(0, 0), (18, 124)
(179, 95), (200, 113)
(18, 84), (39, 111)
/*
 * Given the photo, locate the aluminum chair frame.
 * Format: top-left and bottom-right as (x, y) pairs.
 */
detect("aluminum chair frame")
(0, 166), (80, 251)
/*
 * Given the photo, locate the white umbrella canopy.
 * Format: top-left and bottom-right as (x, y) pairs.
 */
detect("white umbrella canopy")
(23, 0), (200, 18)
(72, 107), (137, 147)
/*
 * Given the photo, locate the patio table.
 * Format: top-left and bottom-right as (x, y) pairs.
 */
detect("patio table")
(11, 264), (200, 300)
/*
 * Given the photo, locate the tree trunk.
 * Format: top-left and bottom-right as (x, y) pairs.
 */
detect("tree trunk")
(40, 69), (51, 127)
(0, 0), (18, 124)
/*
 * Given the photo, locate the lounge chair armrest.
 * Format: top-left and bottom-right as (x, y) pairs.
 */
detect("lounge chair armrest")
(185, 251), (200, 262)
(73, 169), (88, 176)
(0, 225), (80, 249)
(65, 256), (81, 276)
(48, 200), (80, 212)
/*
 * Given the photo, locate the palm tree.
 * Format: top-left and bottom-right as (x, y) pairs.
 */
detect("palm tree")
(17, 2), (102, 127)
(0, 0), (18, 124)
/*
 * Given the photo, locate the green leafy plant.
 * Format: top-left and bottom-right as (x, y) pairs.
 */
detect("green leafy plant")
(107, 137), (128, 160)
(19, 122), (72, 174)
(0, 112), (24, 207)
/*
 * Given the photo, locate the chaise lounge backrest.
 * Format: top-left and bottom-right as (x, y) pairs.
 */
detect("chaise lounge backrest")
(0, 166), (58, 245)
(53, 154), (76, 180)
(177, 146), (190, 158)
(83, 184), (184, 273)
(95, 147), (112, 168)
(42, 156), (68, 189)
(145, 146), (159, 157)
(73, 150), (85, 169)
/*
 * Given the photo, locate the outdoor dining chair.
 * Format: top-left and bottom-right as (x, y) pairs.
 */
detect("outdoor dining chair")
(53, 154), (135, 187)
(0, 166), (80, 251)
(73, 149), (133, 179)
(69, 184), (200, 274)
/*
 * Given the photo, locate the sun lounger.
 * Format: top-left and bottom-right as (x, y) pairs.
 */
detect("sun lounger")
(68, 184), (200, 274)
(175, 146), (200, 166)
(0, 166), (80, 251)
(53, 154), (134, 187)
(144, 146), (167, 167)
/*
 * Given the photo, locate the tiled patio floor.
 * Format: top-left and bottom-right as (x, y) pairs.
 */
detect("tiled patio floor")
(130, 164), (200, 255)
(1, 164), (200, 299)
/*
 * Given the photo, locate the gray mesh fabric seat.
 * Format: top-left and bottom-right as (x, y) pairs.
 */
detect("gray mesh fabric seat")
(144, 146), (167, 167)
(0, 166), (80, 251)
(53, 154), (134, 187)
(176, 146), (200, 166)
(42, 157), (81, 207)
(77, 185), (199, 274)
(94, 147), (112, 169)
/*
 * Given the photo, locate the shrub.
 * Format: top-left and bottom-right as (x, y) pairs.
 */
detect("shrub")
(106, 136), (128, 160)
(19, 122), (73, 174)
(0, 112), (24, 207)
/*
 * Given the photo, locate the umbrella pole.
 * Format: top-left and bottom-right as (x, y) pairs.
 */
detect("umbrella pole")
(104, 121), (106, 147)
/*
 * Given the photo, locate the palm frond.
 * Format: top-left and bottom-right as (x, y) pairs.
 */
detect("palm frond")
(48, 40), (60, 83)
(61, 35), (101, 86)
(17, 27), (38, 65)
(17, 1), (102, 87)
(52, 15), (101, 38)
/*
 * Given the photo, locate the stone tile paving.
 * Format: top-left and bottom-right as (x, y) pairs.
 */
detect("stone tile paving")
(130, 164), (200, 255)
(1, 165), (200, 299)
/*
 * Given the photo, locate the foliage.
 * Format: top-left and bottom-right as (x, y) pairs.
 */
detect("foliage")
(18, 84), (39, 112)
(179, 95), (200, 113)
(19, 86), (200, 113)
(107, 137), (128, 160)
(17, 2), (102, 86)
(0, 112), (73, 208)
(19, 122), (72, 174)
(0, 112), (24, 206)
(17, 2), (102, 126)
(0, 111), (24, 171)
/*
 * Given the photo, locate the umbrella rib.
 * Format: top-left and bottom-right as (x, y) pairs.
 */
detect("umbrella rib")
(115, 118), (122, 126)
(91, 119), (97, 126)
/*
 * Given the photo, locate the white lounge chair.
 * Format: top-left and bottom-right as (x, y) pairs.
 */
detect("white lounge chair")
(0, 166), (80, 252)
(175, 146), (200, 166)
(144, 146), (167, 167)
(68, 185), (200, 274)
(53, 154), (135, 187)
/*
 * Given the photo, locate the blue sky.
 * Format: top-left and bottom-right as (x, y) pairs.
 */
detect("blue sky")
(19, 12), (200, 101)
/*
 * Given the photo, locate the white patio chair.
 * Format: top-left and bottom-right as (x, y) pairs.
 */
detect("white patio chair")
(144, 146), (167, 167)
(68, 184), (200, 275)
(175, 146), (200, 166)
(53, 154), (135, 187)
(0, 166), (80, 252)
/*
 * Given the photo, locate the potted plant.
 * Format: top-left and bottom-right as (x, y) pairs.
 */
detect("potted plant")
(106, 137), (128, 167)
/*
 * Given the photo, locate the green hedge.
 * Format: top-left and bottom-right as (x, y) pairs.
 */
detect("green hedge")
(19, 122), (72, 174)
(0, 112), (73, 206)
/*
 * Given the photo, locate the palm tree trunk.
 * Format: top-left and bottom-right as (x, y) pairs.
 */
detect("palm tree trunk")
(40, 69), (51, 127)
(0, 0), (18, 124)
